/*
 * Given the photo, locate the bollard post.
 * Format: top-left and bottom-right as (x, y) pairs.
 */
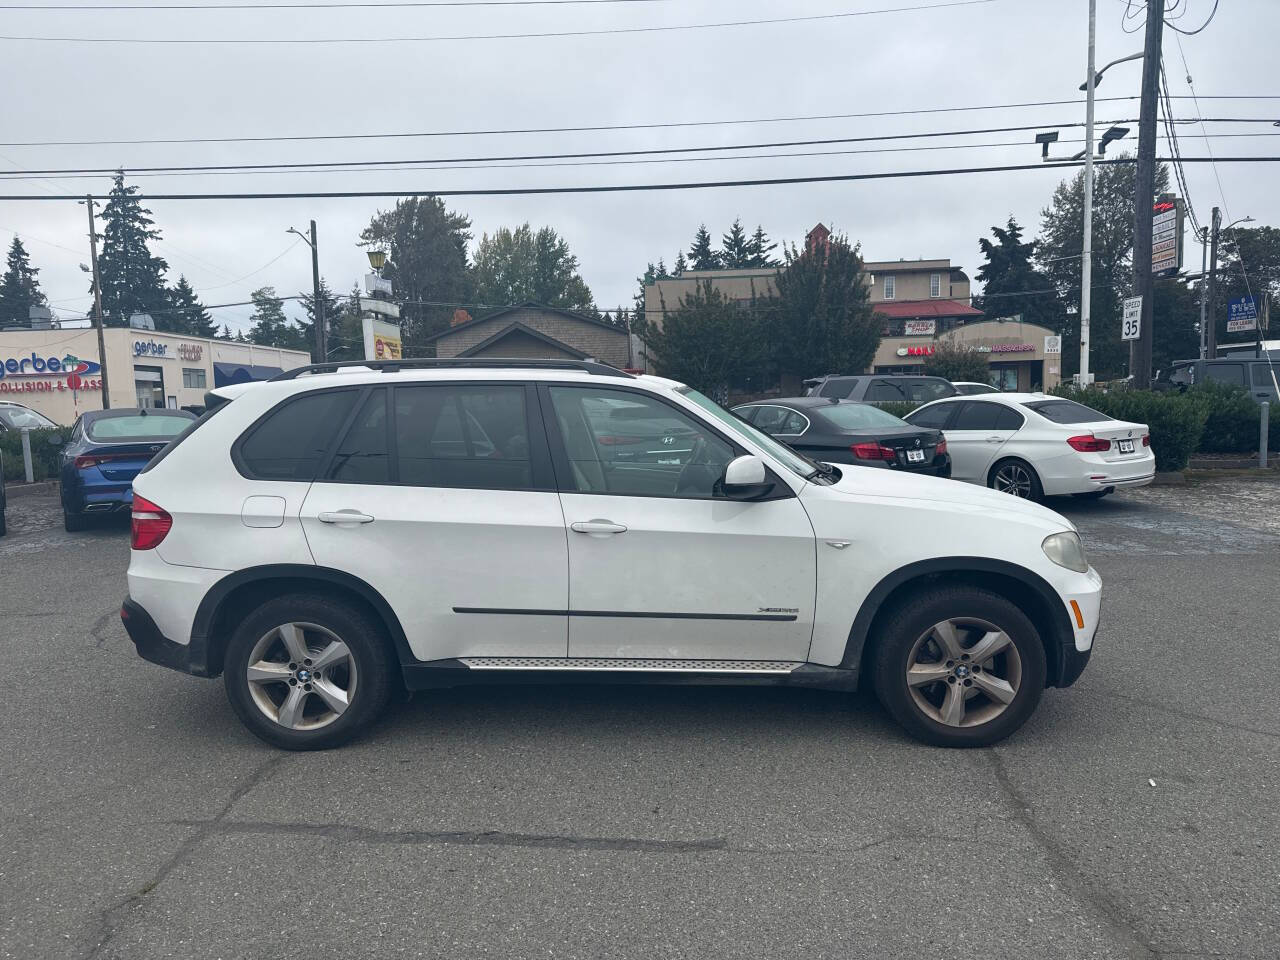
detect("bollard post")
(1261, 401), (1270, 469)
(20, 428), (34, 484)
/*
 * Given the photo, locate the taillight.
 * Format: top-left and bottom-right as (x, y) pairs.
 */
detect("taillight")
(851, 441), (896, 460)
(1066, 435), (1111, 453)
(1142, 434), (1151, 447)
(935, 438), (948, 455)
(74, 452), (136, 469)
(131, 495), (172, 550)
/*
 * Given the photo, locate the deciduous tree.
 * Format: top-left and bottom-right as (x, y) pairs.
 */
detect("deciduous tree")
(470, 223), (594, 310)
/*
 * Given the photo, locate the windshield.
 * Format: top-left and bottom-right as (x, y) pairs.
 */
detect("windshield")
(1022, 399), (1113, 424)
(87, 413), (194, 441)
(678, 388), (818, 479)
(0, 406), (57, 430)
(816, 402), (909, 431)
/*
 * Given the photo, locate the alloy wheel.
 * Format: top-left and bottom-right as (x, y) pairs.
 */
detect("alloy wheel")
(245, 622), (358, 731)
(993, 462), (1034, 498)
(905, 617), (1023, 728)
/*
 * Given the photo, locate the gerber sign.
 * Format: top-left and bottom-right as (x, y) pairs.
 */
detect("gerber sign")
(0, 352), (104, 394)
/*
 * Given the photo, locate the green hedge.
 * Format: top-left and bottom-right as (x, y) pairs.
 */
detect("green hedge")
(0, 427), (65, 484)
(878, 400), (923, 421)
(1181, 381), (1280, 454)
(1052, 386), (1206, 471)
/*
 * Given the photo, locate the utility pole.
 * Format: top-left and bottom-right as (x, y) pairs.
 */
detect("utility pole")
(309, 220), (325, 362)
(1129, 0), (1165, 389)
(1197, 225), (1209, 359)
(1206, 206), (1221, 359)
(1079, 0), (1097, 385)
(85, 195), (111, 410)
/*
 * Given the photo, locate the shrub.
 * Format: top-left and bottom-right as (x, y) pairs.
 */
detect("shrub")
(0, 427), (64, 484)
(1052, 386), (1206, 472)
(1183, 381), (1279, 454)
(922, 342), (990, 384)
(878, 400), (922, 421)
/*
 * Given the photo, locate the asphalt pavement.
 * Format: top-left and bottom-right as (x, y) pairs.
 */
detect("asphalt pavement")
(2, 478), (1278, 960)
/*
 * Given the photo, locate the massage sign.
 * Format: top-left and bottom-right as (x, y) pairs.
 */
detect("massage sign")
(0, 351), (104, 394)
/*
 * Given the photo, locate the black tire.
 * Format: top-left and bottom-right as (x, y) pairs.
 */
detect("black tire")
(987, 458), (1044, 502)
(871, 586), (1047, 748)
(63, 509), (88, 532)
(223, 593), (397, 750)
(0, 508), (6, 538)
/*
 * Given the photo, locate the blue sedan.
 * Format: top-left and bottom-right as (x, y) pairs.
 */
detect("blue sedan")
(60, 408), (196, 531)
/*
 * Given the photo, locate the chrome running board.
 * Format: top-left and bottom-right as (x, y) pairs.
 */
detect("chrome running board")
(459, 657), (801, 674)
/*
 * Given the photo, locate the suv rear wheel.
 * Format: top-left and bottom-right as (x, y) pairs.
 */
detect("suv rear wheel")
(223, 594), (396, 750)
(871, 586), (1047, 747)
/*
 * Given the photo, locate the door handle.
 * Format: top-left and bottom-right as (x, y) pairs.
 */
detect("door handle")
(318, 510), (375, 525)
(985, 436), (1004, 443)
(570, 519), (628, 536)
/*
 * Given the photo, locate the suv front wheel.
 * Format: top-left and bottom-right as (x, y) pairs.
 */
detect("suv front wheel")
(223, 594), (396, 750)
(871, 586), (1047, 747)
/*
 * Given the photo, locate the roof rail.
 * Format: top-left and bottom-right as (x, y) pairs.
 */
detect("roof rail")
(270, 357), (636, 382)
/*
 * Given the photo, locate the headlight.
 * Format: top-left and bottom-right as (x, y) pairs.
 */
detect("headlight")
(1042, 531), (1089, 573)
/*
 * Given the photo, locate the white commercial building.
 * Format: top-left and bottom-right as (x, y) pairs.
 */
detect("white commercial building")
(0, 327), (310, 425)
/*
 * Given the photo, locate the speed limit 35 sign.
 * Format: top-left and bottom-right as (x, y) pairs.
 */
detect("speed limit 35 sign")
(1122, 296), (1142, 342)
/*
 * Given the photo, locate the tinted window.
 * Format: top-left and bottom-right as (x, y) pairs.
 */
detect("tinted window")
(905, 379), (954, 402)
(952, 402), (1005, 431)
(817, 402), (909, 430)
(818, 377), (859, 398)
(1023, 399), (1113, 424)
(239, 390), (358, 480)
(1253, 364), (1279, 389)
(865, 380), (906, 402)
(327, 390), (390, 484)
(87, 413), (193, 441)
(752, 405), (807, 435)
(731, 405), (758, 424)
(550, 386), (732, 498)
(1207, 363), (1245, 387)
(395, 384), (532, 490)
(905, 402), (954, 429)
(994, 406), (1025, 430)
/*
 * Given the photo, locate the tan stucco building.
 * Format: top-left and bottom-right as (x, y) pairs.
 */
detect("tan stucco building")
(875, 318), (1062, 392)
(0, 327), (310, 425)
(429, 303), (631, 369)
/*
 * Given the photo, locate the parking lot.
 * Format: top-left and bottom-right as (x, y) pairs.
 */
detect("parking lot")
(2, 478), (1279, 960)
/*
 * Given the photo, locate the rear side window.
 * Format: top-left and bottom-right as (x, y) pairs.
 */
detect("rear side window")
(864, 379), (906, 402)
(394, 384), (532, 490)
(238, 389), (359, 480)
(818, 377), (859, 398)
(326, 390), (390, 484)
(1254, 364), (1279, 388)
(1207, 363), (1245, 387)
(1023, 399), (1112, 424)
(905, 402), (954, 429)
(952, 401), (1005, 431)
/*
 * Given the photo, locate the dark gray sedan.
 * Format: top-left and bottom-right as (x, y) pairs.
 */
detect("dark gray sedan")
(733, 397), (951, 476)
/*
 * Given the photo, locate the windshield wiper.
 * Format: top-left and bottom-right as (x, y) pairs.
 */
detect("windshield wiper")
(805, 460), (834, 481)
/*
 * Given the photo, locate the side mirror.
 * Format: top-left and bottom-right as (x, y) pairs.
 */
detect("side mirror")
(722, 455), (774, 500)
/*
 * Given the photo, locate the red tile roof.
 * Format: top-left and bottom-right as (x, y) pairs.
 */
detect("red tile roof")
(872, 299), (984, 318)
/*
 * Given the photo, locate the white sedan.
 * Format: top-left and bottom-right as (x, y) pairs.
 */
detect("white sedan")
(904, 393), (1155, 500)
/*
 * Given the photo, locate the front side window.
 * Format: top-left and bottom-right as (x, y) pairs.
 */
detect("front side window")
(678, 387), (817, 480)
(238, 389), (358, 480)
(1207, 363), (1245, 387)
(751, 405), (807, 435)
(883, 275), (896, 300)
(550, 386), (732, 498)
(951, 402), (1005, 431)
(395, 384), (532, 490)
(930, 273), (942, 298)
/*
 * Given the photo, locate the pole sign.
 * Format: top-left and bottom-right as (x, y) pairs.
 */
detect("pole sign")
(1044, 335), (1062, 355)
(1122, 296), (1143, 341)
(1151, 197), (1184, 277)
(1226, 296), (1259, 333)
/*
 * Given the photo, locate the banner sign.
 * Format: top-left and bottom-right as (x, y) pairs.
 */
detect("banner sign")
(902, 319), (936, 336)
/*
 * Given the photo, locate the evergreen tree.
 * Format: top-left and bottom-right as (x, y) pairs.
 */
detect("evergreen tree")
(655, 258), (669, 280)
(246, 286), (306, 349)
(166, 275), (216, 337)
(688, 225), (720, 270)
(94, 172), (170, 326)
(972, 217), (1065, 331)
(217, 323), (234, 340)
(299, 278), (342, 361)
(672, 252), (688, 277)
(720, 218), (752, 268)
(747, 225), (778, 267)
(0, 236), (47, 326)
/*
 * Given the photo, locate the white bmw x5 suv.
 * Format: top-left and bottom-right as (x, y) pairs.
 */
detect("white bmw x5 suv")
(122, 359), (1100, 750)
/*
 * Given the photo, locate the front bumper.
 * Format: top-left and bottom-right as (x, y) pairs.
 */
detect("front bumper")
(121, 597), (216, 678)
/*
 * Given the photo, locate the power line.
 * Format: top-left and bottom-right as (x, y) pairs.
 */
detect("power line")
(0, 0), (997, 43)
(1, 156), (1277, 202)
(5, 95), (1275, 148)
(1159, 55), (1201, 236)
(6, 132), (1280, 183)
(1164, 0), (1217, 34)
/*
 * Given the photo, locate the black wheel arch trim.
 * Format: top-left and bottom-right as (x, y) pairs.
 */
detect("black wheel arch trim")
(840, 557), (1078, 687)
(190, 563), (415, 676)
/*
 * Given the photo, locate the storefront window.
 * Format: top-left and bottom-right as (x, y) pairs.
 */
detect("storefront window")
(989, 365), (1019, 392)
(182, 368), (207, 389)
(134, 365), (165, 408)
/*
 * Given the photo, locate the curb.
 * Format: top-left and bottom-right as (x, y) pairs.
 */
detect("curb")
(2, 479), (59, 499)
(1151, 472), (1186, 486)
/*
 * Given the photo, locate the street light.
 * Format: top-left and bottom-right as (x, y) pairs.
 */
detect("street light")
(366, 249), (387, 273)
(287, 221), (325, 362)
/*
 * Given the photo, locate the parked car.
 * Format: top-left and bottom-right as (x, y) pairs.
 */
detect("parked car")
(121, 359), (1100, 751)
(802, 374), (958, 406)
(59, 408), (196, 531)
(732, 397), (951, 477)
(1167, 358), (1280, 403)
(951, 381), (999, 396)
(905, 393), (1154, 501)
(0, 400), (58, 434)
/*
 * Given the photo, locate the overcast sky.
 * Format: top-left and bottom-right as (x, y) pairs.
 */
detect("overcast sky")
(0, 0), (1275, 334)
